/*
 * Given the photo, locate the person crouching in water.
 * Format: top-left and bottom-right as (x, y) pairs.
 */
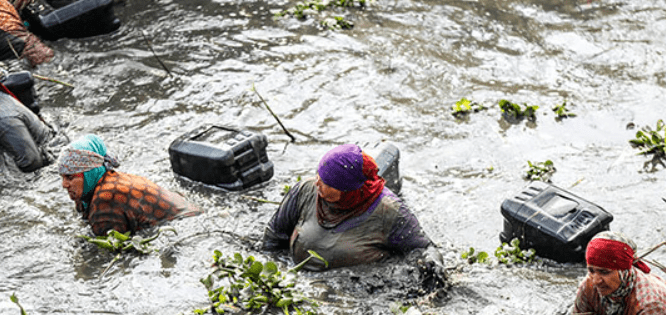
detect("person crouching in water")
(263, 144), (446, 279)
(573, 231), (666, 314)
(58, 134), (202, 236)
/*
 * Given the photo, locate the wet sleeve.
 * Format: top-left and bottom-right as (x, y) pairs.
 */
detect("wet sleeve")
(262, 181), (305, 251)
(0, 115), (45, 172)
(386, 197), (432, 254)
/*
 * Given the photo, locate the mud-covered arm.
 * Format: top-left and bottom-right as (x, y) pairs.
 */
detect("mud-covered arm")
(262, 181), (307, 251)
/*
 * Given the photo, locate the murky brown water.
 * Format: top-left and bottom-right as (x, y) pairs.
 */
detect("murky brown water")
(2, 0), (666, 314)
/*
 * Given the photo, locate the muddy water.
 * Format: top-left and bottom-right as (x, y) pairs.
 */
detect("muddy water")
(1, 0), (666, 314)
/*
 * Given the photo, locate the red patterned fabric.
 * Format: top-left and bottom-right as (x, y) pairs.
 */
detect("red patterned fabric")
(587, 238), (651, 273)
(79, 170), (202, 236)
(573, 267), (666, 315)
(0, 0), (53, 66)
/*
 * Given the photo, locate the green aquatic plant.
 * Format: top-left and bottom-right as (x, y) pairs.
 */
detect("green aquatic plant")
(197, 250), (328, 314)
(78, 226), (177, 254)
(10, 293), (27, 315)
(78, 227), (177, 278)
(451, 98), (486, 117)
(525, 160), (555, 182)
(629, 119), (666, 160)
(498, 99), (539, 121)
(461, 247), (490, 264)
(321, 16), (354, 30)
(494, 238), (536, 264)
(552, 100), (576, 120)
(275, 0), (368, 29)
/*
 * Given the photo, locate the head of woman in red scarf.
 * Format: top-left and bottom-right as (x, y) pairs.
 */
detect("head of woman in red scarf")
(315, 144), (385, 227)
(585, 231), (650, 301)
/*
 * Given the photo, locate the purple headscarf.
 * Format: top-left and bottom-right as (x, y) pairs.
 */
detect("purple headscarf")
(317, 144), (365, 192)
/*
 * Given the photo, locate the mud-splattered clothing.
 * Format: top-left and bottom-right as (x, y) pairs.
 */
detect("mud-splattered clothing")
(0, 0), (53, 67)
(573, 267), (666, 315)
(78, 170), (202, 236)
(0, 90), (53, 171)
(263, 178), (431, 271)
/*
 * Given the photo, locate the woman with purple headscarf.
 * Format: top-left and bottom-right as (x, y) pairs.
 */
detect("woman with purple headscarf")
(263, 144), (442, 273)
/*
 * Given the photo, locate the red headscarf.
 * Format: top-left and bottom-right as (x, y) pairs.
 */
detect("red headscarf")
(316, 152), (385, 227)
(585, 231), (651, 273)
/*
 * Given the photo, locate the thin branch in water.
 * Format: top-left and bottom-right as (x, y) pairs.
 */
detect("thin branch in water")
(251, 83), (296, 142)
(100, 253), (122, 280)
(33, 74), (74, 88)
(241, 195), (280, 204)
(140, 30), (173, 78)
(6, 38), (20, 60)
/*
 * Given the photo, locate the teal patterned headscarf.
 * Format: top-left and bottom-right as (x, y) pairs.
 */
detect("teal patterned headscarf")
(58, 134), (120, 198)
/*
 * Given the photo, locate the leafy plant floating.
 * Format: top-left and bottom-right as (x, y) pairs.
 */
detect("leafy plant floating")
(629, 119), (666, 160)
(197, 250), (328, 315)
(552, 100), (576, 120)
(78, 226), (177, 254)
(525, 160), (555, 182)
(495, 238), (537, 264)
(274, 0), (368, 29)
(498, 99), (539, 121)
(451, 98), (486, 117)
(10, 293), (27, 315)
(461, 247), (490, 264)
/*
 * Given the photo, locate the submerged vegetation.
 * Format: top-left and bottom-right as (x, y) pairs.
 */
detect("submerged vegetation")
(274, 0), (370, 30)
(552, 100), (576, 120)
(498, 99), (539, 121)
(451, 97), (486, 118)
(629, 119), (666, 168)
(461, 238), (536, 265)
(196, 250), (327, 315)
(524, 160), (555, 182)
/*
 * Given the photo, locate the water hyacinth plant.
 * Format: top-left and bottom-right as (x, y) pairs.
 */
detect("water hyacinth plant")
(524, 160), (555, 182)
(10, 293), (27, 315)
(498, 99), (539, 121)
(451, 98), (486, 117)
(552, 100), (576, 120)
(461, 247), (490, 264)
(274, 0), (368, 28)
(629, 119), (666, 161)
(495, 238), (537, 264)
(197, 250), (328, 314)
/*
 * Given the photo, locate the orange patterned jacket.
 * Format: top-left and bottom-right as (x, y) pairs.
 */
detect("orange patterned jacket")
(77, 170), (202, 236)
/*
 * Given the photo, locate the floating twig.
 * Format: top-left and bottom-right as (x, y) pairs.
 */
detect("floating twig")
(241, 195), (280, 204)
(6, 38), (20, 60)
(33, 74), (74, 88)
(100, 253), (122, 279)
(251, 83), (296, 142)
(140, 30), (173, 78)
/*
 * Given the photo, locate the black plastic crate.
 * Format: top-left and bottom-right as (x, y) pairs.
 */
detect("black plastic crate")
(366, 142), (402, 194)
(499, 181), (613, 263)
(168, 125), (273, 191)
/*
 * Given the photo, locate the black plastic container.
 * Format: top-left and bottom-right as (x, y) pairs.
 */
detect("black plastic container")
(1, 71), (38, 114)
(22, 0), (120, 41)
(369, 142), (402, 194)
(499, 181), (613, 263)
(168, 125), (274, 191)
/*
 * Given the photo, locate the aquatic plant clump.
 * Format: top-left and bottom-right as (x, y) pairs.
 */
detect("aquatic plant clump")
(274, 0), (370, 29)
(524, 160), (555, 182)
(495, 238), (537, 264)
(498, 99), (539, 121)
(451, 98), (486, 117)
(552, 100), (576, 120)
(461, 247), (490, 264)
(629, 119), (666, 161)
(197, 250), (327, 315)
